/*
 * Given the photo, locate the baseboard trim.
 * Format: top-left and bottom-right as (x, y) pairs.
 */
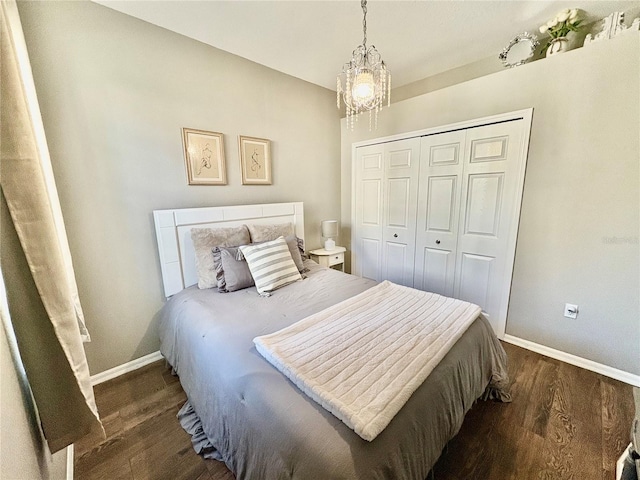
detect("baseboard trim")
(90, 351), (163, 386)
(66, 444), (74, 480)
(503, 334), (640, 387)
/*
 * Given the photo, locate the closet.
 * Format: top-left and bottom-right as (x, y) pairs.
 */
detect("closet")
(352, 111), (532, 337)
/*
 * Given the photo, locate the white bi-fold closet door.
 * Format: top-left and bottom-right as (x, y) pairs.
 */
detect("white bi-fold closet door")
(354, 138), (420, 286)
(352, 111), (532, 337)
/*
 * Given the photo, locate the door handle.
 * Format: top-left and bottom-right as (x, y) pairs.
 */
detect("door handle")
(435, 239), (441, 244)
(393, 234), (398, 238)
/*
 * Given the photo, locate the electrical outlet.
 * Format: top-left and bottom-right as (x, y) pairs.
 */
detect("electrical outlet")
(564, 303), (578, 319)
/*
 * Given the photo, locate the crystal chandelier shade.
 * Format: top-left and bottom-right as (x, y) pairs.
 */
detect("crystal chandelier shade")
(337, 0), (391, 130)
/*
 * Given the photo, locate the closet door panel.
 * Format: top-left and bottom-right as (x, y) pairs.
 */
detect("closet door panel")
(385, 242), (409, 285)
(426, 176), (457, 232)
(360, 238), (381, 281)
(382, 138), (420, 287)
(464, 173), (504, 237)
(361, 180), (382, 226)
(354, 145), (384, 280)
(414, 131), (465, 296)
(458, 252), (494, 311)
(455, 120), (525, 334)
(417, 247), (452, 295)
(387, 178), (411, 228)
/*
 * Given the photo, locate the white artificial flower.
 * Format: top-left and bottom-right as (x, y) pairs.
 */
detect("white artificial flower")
(548, 19), (558, 28)
(539, 25), (548, 33)
(557, 11), (570, 22)
(569, 9), (579, 21)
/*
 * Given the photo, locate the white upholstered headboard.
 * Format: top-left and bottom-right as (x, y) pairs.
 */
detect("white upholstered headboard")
(153, 202), (304, 298)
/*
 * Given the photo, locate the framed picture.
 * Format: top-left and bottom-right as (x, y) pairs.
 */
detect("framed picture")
(182, 128), (227, 185)
(239, 135), (272, 185)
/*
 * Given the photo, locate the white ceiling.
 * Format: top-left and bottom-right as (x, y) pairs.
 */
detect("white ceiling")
(94, 1), (639, 90)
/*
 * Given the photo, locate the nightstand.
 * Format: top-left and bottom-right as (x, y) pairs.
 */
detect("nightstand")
(309, 246), (346, 272)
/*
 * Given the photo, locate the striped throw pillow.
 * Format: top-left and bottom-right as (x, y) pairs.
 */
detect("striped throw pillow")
(239, 237), (302, 296)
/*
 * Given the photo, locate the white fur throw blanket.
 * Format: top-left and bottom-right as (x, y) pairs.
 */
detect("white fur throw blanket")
(253, 281), (481, 441)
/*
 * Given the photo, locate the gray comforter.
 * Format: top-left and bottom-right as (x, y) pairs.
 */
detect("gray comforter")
(158, 261), (510, 480)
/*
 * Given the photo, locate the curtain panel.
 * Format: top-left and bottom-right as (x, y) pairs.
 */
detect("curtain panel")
(1, 0), (101, 452)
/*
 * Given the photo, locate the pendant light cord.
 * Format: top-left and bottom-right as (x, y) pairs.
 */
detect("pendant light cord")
(361, 0), (367, 47)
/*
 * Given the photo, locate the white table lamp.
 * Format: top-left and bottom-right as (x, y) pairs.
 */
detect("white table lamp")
(321, 220), (338, 251)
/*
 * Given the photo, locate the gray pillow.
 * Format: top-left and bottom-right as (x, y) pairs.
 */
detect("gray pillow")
(213, 246), (255, 292)
(247, 222), (295, 243)
(296, 236), (308, 260)
(285, 235), (307, 273)
(191, 226), (251, 289)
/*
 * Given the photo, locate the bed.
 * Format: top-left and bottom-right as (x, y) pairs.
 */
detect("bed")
(153, 202), (510, 479)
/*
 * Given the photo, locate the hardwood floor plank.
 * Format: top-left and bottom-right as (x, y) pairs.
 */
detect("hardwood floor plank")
(74, 456), (133, 480)
(547, 361), (603, 478)
(553, 361), (602, 426)
(93, 361), (167, 417)
(130, 442), (209, 480)
(162, 366), (181, 386)
(601, 377), (635, 479)
(74, 410), (123, 458)
(204, 459), (236, 480)
(498, 345), (548, 433)
(75, 430), (132, 478)
(434, 400), (500, 479)
(538, 408), (579, 479)
(123, 405), (187, 462)
(437, 400), (545, 480)
(504, 426), (545, 479)
(524, 357), (559, 438)
(502, 341), (534, 380)
(119, 380), (187, 433)
(194, 470), (214, 480)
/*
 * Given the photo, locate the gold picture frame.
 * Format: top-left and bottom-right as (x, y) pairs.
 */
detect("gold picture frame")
(239, 135), (272, 185)
(182, 128), (227, 185)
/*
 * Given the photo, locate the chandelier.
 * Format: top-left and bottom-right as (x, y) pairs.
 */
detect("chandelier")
(337, 0), (391, 130)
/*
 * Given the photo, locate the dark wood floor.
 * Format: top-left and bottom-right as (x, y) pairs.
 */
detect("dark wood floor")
(75, 342), (635, 480)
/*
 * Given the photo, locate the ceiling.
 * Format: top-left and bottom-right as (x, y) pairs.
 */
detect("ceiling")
(94, 1), (639, 90)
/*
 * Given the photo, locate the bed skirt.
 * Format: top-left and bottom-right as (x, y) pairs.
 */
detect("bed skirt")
(178, 401), (221, 461)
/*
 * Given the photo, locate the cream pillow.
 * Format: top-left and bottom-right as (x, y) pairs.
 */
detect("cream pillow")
(191, 226), (250, 289)
(247, 222), (295, 243)
(239, 237), (301, 296)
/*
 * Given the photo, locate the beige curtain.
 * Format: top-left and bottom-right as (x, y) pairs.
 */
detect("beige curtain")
(0, 0), (102, 452)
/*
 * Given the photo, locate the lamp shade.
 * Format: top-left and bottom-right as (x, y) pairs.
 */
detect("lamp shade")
(321, 220), (338, 238)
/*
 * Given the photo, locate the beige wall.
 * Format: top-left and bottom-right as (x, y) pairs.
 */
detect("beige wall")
(392, 55), (503, 103)
(341, 33), (640, 376)
(18, 0), (341, 374)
